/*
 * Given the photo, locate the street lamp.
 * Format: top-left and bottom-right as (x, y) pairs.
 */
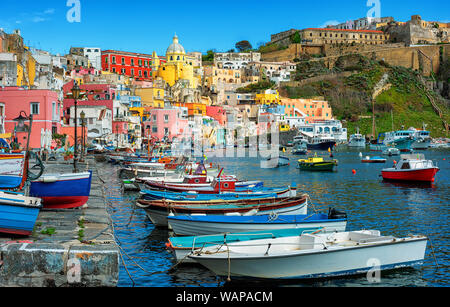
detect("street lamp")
(71, 80), (82, 173)
(13, 111), (33, 152)
(80, 111), (86, 163)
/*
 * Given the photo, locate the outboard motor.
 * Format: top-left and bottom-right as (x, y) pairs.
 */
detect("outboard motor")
(328, 208), (347, 220)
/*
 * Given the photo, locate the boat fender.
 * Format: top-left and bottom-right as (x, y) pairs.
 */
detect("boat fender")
(41, 176), (59, 183)
(243, 209), (258, 216)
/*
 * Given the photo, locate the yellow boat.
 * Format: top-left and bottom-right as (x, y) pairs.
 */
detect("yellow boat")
(298, 154), (338, 172)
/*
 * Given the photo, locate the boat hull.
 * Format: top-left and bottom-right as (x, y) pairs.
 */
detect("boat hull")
(412, 139), (431, 150)
(0, 203), (41, 236)
(361, 159), (386, 163)
(139, 195), (306, 227)
(298, 162), (336, 171)
(167, 213), (343, 237)
(190, 237), (427, 280)
(168, 228), (325, 264)
(29, 172), (92, 209)
(307, 141), (336, 151)
(382, 168), (439, 183)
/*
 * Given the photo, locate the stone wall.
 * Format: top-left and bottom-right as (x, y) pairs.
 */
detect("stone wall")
(261, 44), (302, 62)
(263, 43), (448, 77)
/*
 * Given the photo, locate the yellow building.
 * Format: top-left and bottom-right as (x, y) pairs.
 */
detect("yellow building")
(152, 35), (200, 89)
(203, 65), (242, 88)
(255, 89), (281, 105)
(301, 28), (389, 45)
(135, 87), (165, 108)
(16, 53), (36, 87)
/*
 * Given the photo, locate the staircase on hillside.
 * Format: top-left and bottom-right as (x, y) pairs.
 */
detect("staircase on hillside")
(418, 76), (449, 136)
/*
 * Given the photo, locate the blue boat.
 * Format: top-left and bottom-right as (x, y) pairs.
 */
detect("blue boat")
(361, 156), (387, 163)
(0, 153), (26, 189)
(0, 191), (42, 236)
(29, 171), (92, 209)
(167, 227), (324, 263)
(140, 189), (279, 201)
(167, 210), (348, 236)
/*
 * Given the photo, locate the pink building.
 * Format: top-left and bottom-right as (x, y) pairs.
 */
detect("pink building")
(144, 108), (188, 141)
(206, 106), (227, 126)
(0, 87), (62, 149)
(62, 82), (116, 124)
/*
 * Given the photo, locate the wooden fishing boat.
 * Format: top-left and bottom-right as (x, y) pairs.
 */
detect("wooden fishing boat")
(167, 209), (346, 236)
(0, 191), (42, 236)
(136, 193), (303, 228)
(298, 155), (337, 171)
(167, 227), (324, 264)
(189, 230), (428, 280)
(29, 172), (93, 209)
(381, 154), (439, 183)
(0, 153), (26, 189)
(361, 156), (387, 163)
(143, 175), (270, 194)
(139, 189), (280, 201)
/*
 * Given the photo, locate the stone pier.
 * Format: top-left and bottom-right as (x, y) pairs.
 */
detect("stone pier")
(0, 157), (120, 287)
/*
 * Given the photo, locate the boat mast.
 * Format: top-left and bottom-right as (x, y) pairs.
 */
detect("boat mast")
(372, 99), (376, 140)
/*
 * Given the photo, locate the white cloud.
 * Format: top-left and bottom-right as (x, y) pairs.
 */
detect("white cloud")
(318, 20), (341, 28)
(43, 9), (55, 15)
(32, 17), (46, 23)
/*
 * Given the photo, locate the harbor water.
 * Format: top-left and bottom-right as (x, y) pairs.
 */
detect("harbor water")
(101, 148), (449, 287)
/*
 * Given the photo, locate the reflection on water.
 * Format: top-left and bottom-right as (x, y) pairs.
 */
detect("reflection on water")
(100, 149), (450, 287)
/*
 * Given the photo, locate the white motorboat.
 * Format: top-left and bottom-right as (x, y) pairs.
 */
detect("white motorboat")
(189, 230), (428, 280)
(348, 129), (366, 148)
(382, 147), (400, 156)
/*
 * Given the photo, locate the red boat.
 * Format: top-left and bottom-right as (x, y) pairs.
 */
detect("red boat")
(381, 154), (439, 183)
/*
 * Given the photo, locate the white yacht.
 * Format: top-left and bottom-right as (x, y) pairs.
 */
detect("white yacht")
(296, 120), (348, 150)
(348, 129), (366, 148)
(410, 126), (431, 150)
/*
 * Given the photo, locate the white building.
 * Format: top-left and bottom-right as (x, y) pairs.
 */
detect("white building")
(214, 52), (261, 70)
(0, 53), (18, 86)
(69, 105), (113, 140)
(83, 48), (102, 70)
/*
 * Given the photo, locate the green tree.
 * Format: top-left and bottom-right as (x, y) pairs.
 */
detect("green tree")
(291, 31), (301, 44)
(235, 40), (253, 52)
(202, 50), (215, 62)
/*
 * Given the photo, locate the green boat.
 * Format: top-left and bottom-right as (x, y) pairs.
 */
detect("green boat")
(298, 155), (338, 172)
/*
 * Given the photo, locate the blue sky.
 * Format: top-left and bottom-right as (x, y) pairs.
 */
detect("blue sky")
(0, 0), (448, 56)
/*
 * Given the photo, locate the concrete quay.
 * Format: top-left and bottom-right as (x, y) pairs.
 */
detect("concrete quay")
(0, 157), (120, 287)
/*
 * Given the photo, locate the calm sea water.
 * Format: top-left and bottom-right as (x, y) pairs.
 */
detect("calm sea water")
(100, 148), (449, 287)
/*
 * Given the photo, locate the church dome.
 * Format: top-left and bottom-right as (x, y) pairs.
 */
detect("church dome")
(166, 34), (185, 55)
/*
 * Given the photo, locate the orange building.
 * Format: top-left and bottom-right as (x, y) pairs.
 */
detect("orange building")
(173, 102), (206, 117)
(280, 98), (333, 124)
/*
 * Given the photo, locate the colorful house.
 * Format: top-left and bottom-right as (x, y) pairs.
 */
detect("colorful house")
(1, 87), (62, 149)
(206, 106), (227, 126)
(101, 50), (166, 81)
(280, 98), (333, 124)
(255, 89), (281, 105)
(62, 82), (116, 124)
(143, 107), (189, 141)
(173, 102), (207, 117)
